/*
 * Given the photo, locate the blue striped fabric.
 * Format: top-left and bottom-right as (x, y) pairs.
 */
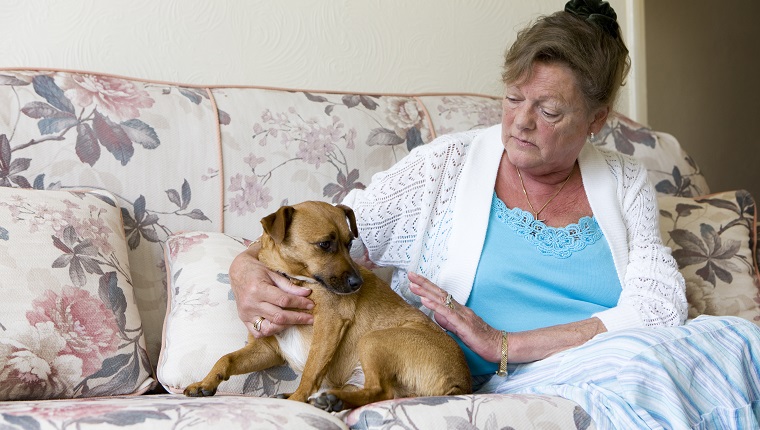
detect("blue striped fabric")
(477, 316), (760, 429)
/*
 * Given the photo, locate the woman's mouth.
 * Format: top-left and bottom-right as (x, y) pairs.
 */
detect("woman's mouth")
(512, 136), (535, 147)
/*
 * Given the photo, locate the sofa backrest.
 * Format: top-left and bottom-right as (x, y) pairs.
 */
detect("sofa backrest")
(0, 69), (710, 369)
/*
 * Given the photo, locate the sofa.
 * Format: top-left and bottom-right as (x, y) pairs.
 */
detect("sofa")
(0, 68), (757, 430)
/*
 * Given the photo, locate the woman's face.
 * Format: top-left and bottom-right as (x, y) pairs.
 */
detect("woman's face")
(502, 61), (607, 177)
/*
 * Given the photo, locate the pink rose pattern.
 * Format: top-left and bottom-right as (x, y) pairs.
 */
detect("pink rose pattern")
(26, 287), (120, 376)
(0, 72), (210, 253)
(228, 93), (439, 211)
(167, 232), (209, 261)
(55, 74), (155, 122)
(0, 190), (151, 399)
(0, 321), (82, 400)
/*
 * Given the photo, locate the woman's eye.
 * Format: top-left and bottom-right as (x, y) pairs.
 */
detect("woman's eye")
(541, 109), (559, 119)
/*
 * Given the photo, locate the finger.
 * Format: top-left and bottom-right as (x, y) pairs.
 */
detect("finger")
(269, 271), (314, 299)
(257, 274), (314, 312)
(408, 272), (446, 299)
(408, 279), (448, 307)
(257, 300), (314, 326)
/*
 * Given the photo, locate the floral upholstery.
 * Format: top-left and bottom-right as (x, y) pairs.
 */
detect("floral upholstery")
(0, 395), (348, 430)
(0, 187), (154, 400)
(343, 394), (595, 430)
(216, 89), (435, 240)
(0, 71), (222, 370)
(658, 190), (760, 323)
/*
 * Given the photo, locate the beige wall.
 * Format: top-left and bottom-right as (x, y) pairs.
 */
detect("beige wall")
(0, 0), (639, 118)
(645, 1), (760, 198)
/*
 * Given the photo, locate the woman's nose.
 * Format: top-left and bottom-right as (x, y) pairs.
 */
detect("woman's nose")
(513, 104), (535, 130)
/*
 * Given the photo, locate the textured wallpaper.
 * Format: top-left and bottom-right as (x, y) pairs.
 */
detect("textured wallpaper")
(0, 0), (636, 115)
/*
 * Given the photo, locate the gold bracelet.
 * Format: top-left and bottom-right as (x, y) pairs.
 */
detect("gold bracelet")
(496, 331), (508, 377)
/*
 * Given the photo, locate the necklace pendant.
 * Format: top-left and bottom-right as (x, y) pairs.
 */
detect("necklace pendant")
(533, 212), (544, 223)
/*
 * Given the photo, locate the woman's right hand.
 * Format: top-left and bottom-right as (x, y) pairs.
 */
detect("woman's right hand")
(229, 245), (314, 338)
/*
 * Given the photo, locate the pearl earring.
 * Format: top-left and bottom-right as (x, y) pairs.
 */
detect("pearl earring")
(589, 132), (595, 142)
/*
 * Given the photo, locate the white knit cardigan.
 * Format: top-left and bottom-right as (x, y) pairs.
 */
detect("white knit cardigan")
(344, 124), (687, 331)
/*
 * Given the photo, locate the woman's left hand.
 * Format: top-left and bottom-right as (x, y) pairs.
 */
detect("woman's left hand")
(408, 272), (502, 363)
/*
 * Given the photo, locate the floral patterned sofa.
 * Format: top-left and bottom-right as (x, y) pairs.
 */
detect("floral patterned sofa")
(0, 68), (757, 430)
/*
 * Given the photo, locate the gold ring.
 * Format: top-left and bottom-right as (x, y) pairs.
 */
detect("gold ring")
(444, 294), (455, 310)
(253, 316), (265, 331)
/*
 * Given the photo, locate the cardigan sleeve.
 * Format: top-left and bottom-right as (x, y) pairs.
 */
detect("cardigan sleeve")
(342, 131), (477, 269)
(593, 154), (688, 331)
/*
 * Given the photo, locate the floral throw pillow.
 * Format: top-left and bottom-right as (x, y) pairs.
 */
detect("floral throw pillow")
(658, 190), (760, 324)
(0, 187), (155, 400)
(158, 231), (300, 396)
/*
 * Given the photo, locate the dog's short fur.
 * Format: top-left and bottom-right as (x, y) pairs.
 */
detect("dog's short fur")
(184, 201), (472, 411)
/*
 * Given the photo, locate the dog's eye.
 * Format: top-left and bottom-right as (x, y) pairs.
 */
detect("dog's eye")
(318, 241), (332, 251)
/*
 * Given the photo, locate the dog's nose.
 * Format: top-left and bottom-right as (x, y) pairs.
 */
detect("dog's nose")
(347, 273), (363, 292)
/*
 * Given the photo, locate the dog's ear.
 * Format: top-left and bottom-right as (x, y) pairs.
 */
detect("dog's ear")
(336, 204), (359, 238)
(261, 206), (295, 245)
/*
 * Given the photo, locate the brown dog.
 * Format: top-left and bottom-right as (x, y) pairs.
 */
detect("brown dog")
(184, 201), (471, 411)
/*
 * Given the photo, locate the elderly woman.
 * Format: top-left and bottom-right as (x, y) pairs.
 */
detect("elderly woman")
(230, 1), (760, 427)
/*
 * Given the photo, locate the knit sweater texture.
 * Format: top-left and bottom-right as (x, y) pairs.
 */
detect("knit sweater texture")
(343, 124), (687, 331)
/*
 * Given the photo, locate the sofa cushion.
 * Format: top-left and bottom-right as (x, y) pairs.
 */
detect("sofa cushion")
(215, 89), (436, 241)
(658, 190), (760, 324)
(595, 113), (710, 197)
(158, 231), (300, 396)
(0, 187), (154, 400)
(341, 393), (595, 430)
(0, 394), (348, 430)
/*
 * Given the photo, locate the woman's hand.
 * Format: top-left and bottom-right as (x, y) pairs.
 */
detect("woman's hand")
(408, 272), (502, 363)
(410, 272), (609, 364)
(229, 244), (314, 338)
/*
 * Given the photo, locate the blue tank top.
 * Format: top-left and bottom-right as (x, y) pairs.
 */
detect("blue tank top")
(453, 193), (622, 375)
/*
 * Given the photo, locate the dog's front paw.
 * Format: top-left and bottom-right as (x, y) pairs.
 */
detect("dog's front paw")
(308, 392), (344, 412)
(184, 382), (217, 397)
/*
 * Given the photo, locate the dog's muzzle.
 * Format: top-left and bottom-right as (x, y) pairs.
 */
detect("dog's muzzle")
(317, 271), (363, 295)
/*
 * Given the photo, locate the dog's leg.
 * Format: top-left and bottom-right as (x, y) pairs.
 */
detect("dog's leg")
(288, 315), (351, 403)
(184, 337), (284, 397)
(310, 332), (393, 411)
(312, 326), (471, 411)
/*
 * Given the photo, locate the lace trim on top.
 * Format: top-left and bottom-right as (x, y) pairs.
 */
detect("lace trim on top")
(492, 196), (603, 259)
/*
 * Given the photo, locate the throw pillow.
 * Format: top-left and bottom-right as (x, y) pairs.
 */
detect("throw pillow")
(157, 231), (300, 396)
(0, 187), (155, 400)
(658, 190), (760, 323)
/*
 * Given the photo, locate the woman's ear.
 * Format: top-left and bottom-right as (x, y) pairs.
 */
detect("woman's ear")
(590, 106), (610, 135)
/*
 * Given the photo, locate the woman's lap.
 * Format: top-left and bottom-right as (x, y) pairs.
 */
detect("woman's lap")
(476, 316), (760, 429)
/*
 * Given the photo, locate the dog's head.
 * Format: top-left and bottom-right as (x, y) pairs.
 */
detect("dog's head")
(258, 201), (363, 295)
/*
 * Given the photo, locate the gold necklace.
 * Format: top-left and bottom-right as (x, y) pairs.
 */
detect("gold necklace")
(516, 166), (574, 222)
